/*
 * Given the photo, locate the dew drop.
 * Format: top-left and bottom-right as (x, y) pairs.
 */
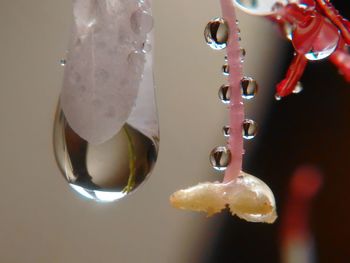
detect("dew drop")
(240, 77), (258, 99)
(233, 0), (288, 16)
(223, 126), (230, 137)
(130, 10), (154, 35)
(275, 94), (282, 101)
(218, 84), (231, 104)
(222, 64), (230, 76)
(53, 108), (158, 202)
(242, 119), (258, 139)
(293, 81), (303, 94)
(204, 18), (229, 50)
(240, 48), (246, 62)
(60, 59), (66, 67)
(210, 146), (231, 171)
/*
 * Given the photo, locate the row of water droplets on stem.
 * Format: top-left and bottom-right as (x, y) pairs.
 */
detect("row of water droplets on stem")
(203, 17), (258, 172)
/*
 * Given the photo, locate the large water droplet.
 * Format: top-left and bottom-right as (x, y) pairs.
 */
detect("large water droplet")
(233, 0), (288, 16)
(53, 108), (158, 202)
(292, 14), (340, 61)
(242, 119), (258, 139)
(240, 77), (258, 99)
(130, 9), (154, 35)
(210, 146), (231, 171)
(204, 18), (229, 50)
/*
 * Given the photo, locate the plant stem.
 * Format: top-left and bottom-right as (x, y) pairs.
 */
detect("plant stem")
(123, 126), (136, 193)
(220, 0), (244, 183)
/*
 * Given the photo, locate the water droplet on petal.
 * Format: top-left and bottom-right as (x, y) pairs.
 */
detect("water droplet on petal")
(222, 64), (230, 76)
(210, 146), (231, 171)
(218, 84), (231, 104)
(275, 94), (282, 101)
(293, 81), (303, 94)
(53, 108), (159, 202)
(240, 77), (258, 99)
(204, 18), (229, 50)
(242, 119), (258, 139)
(292, 14), (340, 61)
(130, 10), (154, 35)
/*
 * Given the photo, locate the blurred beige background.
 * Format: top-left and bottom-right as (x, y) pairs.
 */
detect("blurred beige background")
(0, 1), (281, 262)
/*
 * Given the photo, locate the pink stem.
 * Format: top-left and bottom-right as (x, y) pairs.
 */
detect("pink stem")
(220, 0), (244, 183)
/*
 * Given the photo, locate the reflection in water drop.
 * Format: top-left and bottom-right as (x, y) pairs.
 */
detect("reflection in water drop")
(234, 0), (288, 15)
(242, 119), (258, 139)
(204, 18), (229, 50)
(210, 146), (231, 171)
(53, 108), (158, 202)
(218, 84), (231, 104)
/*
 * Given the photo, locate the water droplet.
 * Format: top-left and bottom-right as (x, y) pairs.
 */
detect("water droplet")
(209, 146), (231, 171)
(240, 77), (258, 99)
(60, 59), (66, 66)
(204, 18), (229, 50)
(233, 0), (288, 16)
(283, 22), (293, 41)
(130, 10), (154, 35)
(292, 14), (340, 61)
(275, 94), (282, 101)
(142, 41), (152, 53)
(293, 81), (303, 94)
(218, 84), (230, 104)
(223, 126), (230, 137)
(53, 108), (158, 202)
(240, 48), (246, 62)
(222, 64), (230, 76)
(242, 119), (258, 139)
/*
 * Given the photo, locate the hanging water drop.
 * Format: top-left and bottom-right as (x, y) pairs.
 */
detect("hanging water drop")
(223, 126), (230, 137)
(218, 84), (231, 104)
(204, 18), (229, 50)
(209, 146), (231, 171)
(222, 64), (230, 76)
(240, 77), (258, 99)
(240, 48), (246, 62)
(53, 108), (159, 202)
(293, 81), (303, 94)
(130, 9), (154, 35)
(60, 59), (66, 66)
(242, 119), (258, 139)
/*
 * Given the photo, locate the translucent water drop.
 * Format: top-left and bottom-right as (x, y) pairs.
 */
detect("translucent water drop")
(293, 81), (303, 94)
(204, 18), (229, 50)
(223, 126), (230, 137)
(233, 0), (288, 16)
(275, 94), (282, 101)
(240, 48), (246, 62)
(222, 64), (230, 76)
(130, 10), (154, 35)
(60, 59), (66, 67)
(242, 119), (258, 139)
(218, 84), (231, 104)
(210, 146), (231, 171)
(292, 13), (340, 61)
(240, 77), (258, 99)
(283, 22), (293, 41)
(53, 108), (159, 202)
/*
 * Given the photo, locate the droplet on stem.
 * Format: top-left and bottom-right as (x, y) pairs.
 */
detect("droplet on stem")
(204, 18), (229, 50)
(218, 84), (231, 104)
(242, 119), (258, 139)
(240, 77), (258, 99)
(209, 146), (231, 171)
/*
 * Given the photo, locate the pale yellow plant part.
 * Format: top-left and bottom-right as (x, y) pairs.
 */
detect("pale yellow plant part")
(170, 171), (277, 223)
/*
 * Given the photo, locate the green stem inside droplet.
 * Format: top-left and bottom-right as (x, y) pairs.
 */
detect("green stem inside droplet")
(123, 126), (136, 193)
